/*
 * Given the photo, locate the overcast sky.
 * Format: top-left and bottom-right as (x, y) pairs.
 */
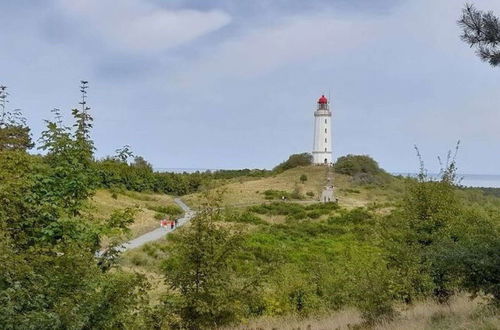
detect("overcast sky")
(1, 0), (499, 173)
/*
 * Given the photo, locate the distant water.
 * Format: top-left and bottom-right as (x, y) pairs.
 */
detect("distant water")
(394, 173), (500, 188)
(456, 174), (500, 188)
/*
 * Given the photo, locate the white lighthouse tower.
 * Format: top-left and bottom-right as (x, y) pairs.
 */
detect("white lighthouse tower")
(312, 95), (332, 165)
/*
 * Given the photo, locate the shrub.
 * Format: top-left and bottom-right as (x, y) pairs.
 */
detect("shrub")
(306, 191), (314, 197)
(226, 211), (267, 225)
(274, 153), (313, 173)
(147, 204), (183, 216)
(334, 154), (384, 176)
(300, 174), (308, 183)
(154, 212), (165, 220)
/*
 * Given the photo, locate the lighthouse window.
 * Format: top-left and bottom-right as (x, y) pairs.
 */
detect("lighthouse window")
(325, 148), (327, 152)
(325, 138), (327, 143)
(325, 119), (327, 124)
(325, 128), (327, 133)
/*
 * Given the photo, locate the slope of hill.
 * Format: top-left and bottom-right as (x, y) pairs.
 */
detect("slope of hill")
(183, 165), (406, 210)
(87, 189), (180, 240)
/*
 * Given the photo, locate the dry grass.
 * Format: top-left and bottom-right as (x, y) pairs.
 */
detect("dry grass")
(223, 295), (499, 330)
(184, 166), (328, 209)
(184, 166), (403, 211)
(87, 189), (178, 240)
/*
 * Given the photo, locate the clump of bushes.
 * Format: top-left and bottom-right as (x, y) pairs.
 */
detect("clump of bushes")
(274, 153), (313, 173)
(334, 154), (391, 185)
(334, 154), (384, 176)
(249, 202), (338, 221)
(149, 204), (183, 220)
(147, 204), (183, 216)
(263, 189), (304, 200)
(225, 211), (267, 225)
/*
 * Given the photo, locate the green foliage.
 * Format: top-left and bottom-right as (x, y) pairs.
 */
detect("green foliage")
(335, 154), (386, 177)
(224, 210), (267, 225)
(147, 204), (183, 217)
(459, 4), (500, 66)
(161, 193), (268, 328)
(0, 86), (34, 152)
(274, 153), (313, 173)
(249, 202), (339, 221)
(300, 174), (308, 183)
(0, 82), (149, 328)
(263, 189), (304, 200)
(95, 158), (207, 195)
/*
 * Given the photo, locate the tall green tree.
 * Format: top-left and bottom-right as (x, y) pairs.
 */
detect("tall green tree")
(162, 192), (265, 329)
(0, 81), (149, 328)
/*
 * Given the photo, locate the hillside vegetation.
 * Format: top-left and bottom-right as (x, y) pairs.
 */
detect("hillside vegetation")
(87, 189), (181, 242)
(120, 159), (500, 329)
(183, 165), (405, 211)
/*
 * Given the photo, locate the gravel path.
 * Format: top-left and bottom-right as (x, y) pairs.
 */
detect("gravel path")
(116, 198), (195, 252)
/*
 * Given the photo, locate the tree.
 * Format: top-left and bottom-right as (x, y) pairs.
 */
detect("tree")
(38, 83), (97, 216)
(131, 155), (153, 171)
(162, 192), (264, 329)
(0, 81), (149, 328)
(459, 3), (500, 66)
(300, 174), (308, 183)
(0, 85), (33, 151)
(114, 144), (134, 163)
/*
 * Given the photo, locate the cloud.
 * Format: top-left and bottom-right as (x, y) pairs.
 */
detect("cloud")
(175, 14), (380, 86)
(55, 0), (231, 53)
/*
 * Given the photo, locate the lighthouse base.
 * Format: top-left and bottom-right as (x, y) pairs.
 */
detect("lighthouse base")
(312, 151), (332, 165)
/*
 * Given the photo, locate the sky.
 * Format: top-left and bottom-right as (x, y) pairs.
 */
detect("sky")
(1, 0), (499, 173)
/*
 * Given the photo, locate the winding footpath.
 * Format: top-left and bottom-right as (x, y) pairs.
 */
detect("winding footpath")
(117, 198), (196, 252)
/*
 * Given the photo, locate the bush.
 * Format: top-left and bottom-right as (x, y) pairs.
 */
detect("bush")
(147, 204), (183, 216)
(300, 174), (308, 183)
(274, 153), (313, 173)
(226, 211), (267, 225)
(306, 191), (314, 197)
(263, 189), (303, 200)
(334, 154), (384, 176)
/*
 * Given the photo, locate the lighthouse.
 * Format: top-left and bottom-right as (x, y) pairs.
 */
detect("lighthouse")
(312, 95), (332, 165)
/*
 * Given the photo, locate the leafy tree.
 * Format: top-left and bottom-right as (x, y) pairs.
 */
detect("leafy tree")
(274, 153), (313, 173)
(132, 155), (153, 171)
(0, 81), (149, 328)
(162, 192), (266, 329)
(0, 85), (33, 151)
(38, 84), (97, 216)
(299, 174), (308, 183)
(459, 3), (500, 66)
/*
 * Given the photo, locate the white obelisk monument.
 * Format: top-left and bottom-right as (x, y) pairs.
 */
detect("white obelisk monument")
(312, 95), (332, 165)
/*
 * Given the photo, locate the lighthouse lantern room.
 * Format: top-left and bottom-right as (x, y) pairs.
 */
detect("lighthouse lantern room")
(312, 95), (332, 165)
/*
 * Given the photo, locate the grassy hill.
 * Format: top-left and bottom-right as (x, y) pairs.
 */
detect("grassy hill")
(183, 165), (406, 211)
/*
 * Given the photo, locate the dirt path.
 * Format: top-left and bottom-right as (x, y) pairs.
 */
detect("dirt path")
(117, 198), (195, 252)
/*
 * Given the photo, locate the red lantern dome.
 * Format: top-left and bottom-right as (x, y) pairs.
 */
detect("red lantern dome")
(318, 95), (328, 104)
